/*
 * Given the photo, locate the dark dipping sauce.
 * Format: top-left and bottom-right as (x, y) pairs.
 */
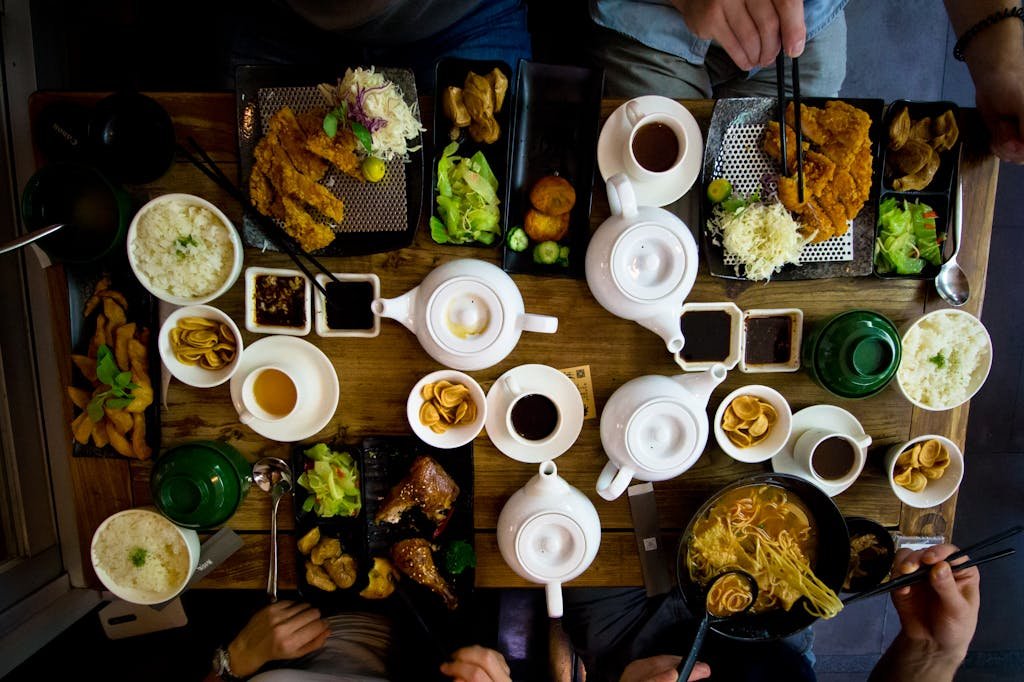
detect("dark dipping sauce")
(511, 394), (559, 441)
(632, 122), (679, 173)
(680, 310), (732, 362)
(254, 275), (306, 328)
(812, 437), (856, 480)
(745, 315), (793, 365)
(325, 281), (374, 330)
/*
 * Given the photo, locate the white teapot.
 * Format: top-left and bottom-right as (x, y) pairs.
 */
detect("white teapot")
(585, 173), (699, 354)
(497, 461), (601, 618)
(597, 365), (727, 501)
(372, 259), (558, 371)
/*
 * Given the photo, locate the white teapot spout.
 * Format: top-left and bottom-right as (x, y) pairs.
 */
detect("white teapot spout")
(672, 364), (728, 409)
(371, 287), (419, 334)
(638, 310), (686, 354)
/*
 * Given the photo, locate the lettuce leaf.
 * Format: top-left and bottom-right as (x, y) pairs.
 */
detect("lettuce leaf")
(431, 142), (502, 245)
(297, 443), (361, 518)
(875, 197), (940, 275)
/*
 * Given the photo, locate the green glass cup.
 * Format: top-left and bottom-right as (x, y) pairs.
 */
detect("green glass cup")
(802, 310), (902, 399)
(151, 440), (253, 530)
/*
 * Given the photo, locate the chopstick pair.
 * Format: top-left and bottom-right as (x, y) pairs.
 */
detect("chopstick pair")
(176, 137), (344, 306)
(774, 54), (804, 204)
(842, 525), (1022, 605)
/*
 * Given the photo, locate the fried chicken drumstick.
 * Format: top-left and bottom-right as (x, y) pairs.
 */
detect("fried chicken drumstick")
(375, 455), (459, 530)
(391, 538), (458, 610)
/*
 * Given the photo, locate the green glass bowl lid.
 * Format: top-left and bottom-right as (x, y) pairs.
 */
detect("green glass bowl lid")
(810, 310), (902, 399)
(151, 440), (249, 529)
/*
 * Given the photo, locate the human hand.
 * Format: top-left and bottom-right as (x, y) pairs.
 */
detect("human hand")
(671, 0), (806, 70)
(890, 544), (980, 661)
(227, 600), (330, 677)
(440, 646), (511, 682)
(973, 66), (1024, 163)
(620, 655), (711, 682)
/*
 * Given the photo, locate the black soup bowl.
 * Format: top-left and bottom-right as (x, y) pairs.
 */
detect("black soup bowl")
(676, 473), (850, 641)
(21, 162), (131, 264)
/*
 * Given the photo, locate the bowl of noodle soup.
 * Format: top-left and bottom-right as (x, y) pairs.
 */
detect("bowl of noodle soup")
(677, 473), (849, 640)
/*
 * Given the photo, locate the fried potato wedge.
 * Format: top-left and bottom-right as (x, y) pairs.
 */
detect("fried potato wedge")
(71, 355), (98, 383)
(67, 386), (91, 410)
(114, 322), (137, 372)
(106, 422), (133, 457)
(131, 412), (152, 460)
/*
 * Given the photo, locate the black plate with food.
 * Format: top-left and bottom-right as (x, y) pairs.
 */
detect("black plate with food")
(428, 58), (513, 248)
(677, 473), (850, 641)
(503, 60), (603, 278)
(292, 441), (371, 610)
(66, 262), (161, 459)
(236, 64), (424, 257)
(842, 516), (895, 593)
(700, 96), (884, 281)
(874, 100), (961, 280)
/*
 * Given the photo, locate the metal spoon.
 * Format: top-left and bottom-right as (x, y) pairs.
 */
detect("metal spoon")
(677, 570), (759, 682)
(0, 223), (67, 256)
(934, 163), (970, 306)
(253, 457), (293, 602)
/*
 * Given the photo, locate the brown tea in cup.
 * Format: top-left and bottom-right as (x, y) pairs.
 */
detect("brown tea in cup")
(631, 122), (681, 173)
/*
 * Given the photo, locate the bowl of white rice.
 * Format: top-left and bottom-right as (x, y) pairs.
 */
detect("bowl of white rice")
(896, 309), (993, 411)
(91, 508), (200, 604)
(127, 193), (243, 305)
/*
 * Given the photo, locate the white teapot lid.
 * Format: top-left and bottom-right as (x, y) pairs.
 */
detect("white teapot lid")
(626, 399), (698, 472)
(515, 511), (588, 581)
(610, 223), (689, 302)
(427, 277), (504, 355)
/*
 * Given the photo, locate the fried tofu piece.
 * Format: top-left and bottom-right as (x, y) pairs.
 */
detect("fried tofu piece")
(311, 538), (342, 566)
(524, 209), (569, 242)
(297, 527), (321, 556)
(529, 176), (576, 216)
(306, 561), (337, 592)
(325, 554), (357, 589)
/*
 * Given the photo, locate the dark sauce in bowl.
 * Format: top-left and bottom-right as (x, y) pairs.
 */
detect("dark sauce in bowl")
(632, 122), (680, 173)
(745, 315), (793, 365)
(680, 309), (732, 362)
(325, 281), (375, 330)
(510, 394), (559, 441)
(254, 275), (306, 328)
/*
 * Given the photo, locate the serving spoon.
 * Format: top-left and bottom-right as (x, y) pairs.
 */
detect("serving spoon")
(677, 569), (759, 682)
(0, 223), (66, 256)
(253, 457), (293, 602)
(934, 161), (969, 306)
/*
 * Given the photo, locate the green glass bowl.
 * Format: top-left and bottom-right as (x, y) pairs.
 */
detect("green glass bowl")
(802, 310), (902, 399)
(151, 440), (253, 530)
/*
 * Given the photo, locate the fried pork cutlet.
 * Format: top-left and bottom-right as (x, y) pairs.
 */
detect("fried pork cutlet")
(282, 195), (336, 252)
(762, 121), (809, 172)
(249, 166), (285, 221)
(254, 134), (346, 226)
(299, 109), (365, 182)
(269, 107), (328, 180)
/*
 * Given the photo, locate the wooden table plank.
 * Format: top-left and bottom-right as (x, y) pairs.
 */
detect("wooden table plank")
(33, 92), (997, 591)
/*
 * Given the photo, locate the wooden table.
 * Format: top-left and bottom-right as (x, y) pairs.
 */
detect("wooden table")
(36, 92), (998, 592)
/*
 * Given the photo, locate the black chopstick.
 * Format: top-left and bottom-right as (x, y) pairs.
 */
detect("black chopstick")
(176, 138), (344, 305)
(843, 548), (1015, 605)
(792, 57), (804, 204)
(775, 54), (788, 179)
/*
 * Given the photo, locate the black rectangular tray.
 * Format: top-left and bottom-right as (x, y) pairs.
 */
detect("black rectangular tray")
(503, 60), (604, 278)
(874, 100), (962, 280)
(292, 436), (474, 624)
(67, 261), (161, 459)
(236, 64), (424, 256)
(700, 96), (885, 280)
(428, 58), (514, 248)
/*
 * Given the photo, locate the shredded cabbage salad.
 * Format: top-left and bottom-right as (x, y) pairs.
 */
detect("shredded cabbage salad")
(297, 443), (361, 518)
(707, 194), (809, 281)
(318, 67), (424, 161)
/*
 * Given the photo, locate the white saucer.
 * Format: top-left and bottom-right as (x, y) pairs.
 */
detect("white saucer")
(597, 95), (704, 207)
(229, 335), (339, 442)
(485, 364), (585, 463)
(770, 404), (869, 497)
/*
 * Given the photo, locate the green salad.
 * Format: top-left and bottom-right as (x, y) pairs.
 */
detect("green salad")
(430, 142), (501, 245)
(297, 443), (361, 518)
(875, 198), (942, 275)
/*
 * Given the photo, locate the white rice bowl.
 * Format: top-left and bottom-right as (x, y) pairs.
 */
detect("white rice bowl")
(128, 194), (242, 305)
(91, 508), (199, 604)
(897, 309), (992, 411)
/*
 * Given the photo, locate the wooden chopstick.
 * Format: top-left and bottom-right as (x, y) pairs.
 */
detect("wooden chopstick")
(792, 57), (804, 204)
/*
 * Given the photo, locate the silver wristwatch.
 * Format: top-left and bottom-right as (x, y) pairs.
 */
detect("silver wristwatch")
(213, 646), (245, 681)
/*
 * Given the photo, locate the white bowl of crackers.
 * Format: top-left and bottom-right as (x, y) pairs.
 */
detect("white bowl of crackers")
(885, 434), (963, 508)
(713, 385), (792, 463)
(407, 370), (487, 449)
(158, 304), (243, 388)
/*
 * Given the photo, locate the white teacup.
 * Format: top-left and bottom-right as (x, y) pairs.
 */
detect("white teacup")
(622, 101), (688, 183)
(503, 374), (562, 446)
(794, 428), (871, 488)
(239, 365), (302, 425)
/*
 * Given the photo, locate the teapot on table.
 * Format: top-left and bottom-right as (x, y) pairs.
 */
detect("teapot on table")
(372, 258), (557, 371)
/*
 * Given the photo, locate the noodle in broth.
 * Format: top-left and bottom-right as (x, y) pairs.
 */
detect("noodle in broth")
(687, 484), (842, 619)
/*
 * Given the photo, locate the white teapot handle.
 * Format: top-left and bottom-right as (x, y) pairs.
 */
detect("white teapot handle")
(606, 173), (638, 220)
(521, 313), (558, 334)
(545, 581), (564, 618)
(596, 460), (634, 501)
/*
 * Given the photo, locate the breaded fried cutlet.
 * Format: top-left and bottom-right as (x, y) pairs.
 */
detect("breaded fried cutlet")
(269, 108), (328, 180)
(282, 195), (335, 252)
(299, 109), (365, 182)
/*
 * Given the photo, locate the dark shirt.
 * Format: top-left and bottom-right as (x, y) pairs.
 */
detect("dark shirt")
(284, 0), (482, 45)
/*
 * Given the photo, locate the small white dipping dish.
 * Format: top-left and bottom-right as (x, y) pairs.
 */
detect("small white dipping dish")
(91, 507), (200, 605)
(127, 193), (243, 306)
(245, 266), (311, 336)
(896, 309), (992, 411)
(740, 308), (803, 373)
(407, 370), (487, 449)
(885, 434), (964, 508)
(314, 273), (381, 338)
(713, 384), (793, 463)
(675, 302), (742, 371)
(158, 304), (243, 388)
